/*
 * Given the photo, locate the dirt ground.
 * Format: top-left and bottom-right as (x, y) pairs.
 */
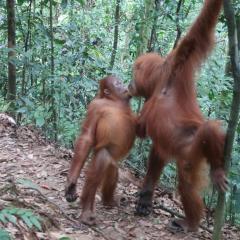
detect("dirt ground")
(0, 113), (239, 240)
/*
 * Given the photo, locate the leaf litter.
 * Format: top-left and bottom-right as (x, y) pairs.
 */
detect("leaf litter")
(0, 113), (239, 240)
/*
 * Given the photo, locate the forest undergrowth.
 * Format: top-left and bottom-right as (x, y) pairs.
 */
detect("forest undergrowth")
(0, 113), (239, 240)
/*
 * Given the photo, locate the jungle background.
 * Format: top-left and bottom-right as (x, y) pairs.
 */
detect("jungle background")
(0, 0), (240, 239)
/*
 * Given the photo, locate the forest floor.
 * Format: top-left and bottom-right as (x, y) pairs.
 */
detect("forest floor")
(0, 113), (240, 240)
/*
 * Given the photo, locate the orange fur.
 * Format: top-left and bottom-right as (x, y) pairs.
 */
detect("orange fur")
(65, 76), (136, 225)
(129, 0), (227, 232)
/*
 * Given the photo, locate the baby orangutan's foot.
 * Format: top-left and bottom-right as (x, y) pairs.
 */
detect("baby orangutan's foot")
(80, 210), (96, 226)
(65, 183), (78, 202)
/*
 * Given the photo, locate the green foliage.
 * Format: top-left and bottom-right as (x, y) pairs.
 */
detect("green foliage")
(1, 0), (240, 226)
(0, 97), (12, 112)
(17, 0), (27, 6)
(0, 229), (11, 240)
(0, 208), (42, 231)
(61, 0), (85, 8)
(16, 178), (41, 191)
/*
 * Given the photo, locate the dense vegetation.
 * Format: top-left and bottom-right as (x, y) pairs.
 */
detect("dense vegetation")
(0, 0), (240, 232)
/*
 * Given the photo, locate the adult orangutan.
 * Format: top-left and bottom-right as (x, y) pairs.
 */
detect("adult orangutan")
(128, 0), (228, 232)
(65, 76), (136, 225)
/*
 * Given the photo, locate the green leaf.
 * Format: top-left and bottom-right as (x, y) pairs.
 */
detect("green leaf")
(1, 101), (12, 112)
(35, 115), (45, 127)
(7, 208), (19, 215)
(75, 0), (85, 6)
(42, 0), (58, 6)
(17, 0), (26, 6)
(16, 178), (41, 191)
(0, 229), (11, 240)
(54, 39), (66, 45)
(5, 214), (17, 224)
(30, 216), (42, 231)
(21, 215), (33, 228)
(22, 210), (33, 217)
(0, 214), (7, 224)
(0, 208), (42, 232)
(16, 209), (30, 216)
(59, 237), (71, 240)
(61, 0), (68, 8)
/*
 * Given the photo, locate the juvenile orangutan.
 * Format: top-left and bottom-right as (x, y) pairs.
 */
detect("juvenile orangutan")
(65, 76), (136, 225)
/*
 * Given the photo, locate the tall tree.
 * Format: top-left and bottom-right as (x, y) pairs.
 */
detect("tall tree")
(212, 0), (240, 239)
(136, 0), (154, 57)
(7, 0), (16, 114)
(50, 0), (57, 140)
(172, 0), (183, 49)
(50, 0), (54, 76)
(237, 17), (240, 52)
(21, 0), (33, 95)
(109, 0), (121, 70)
(147, 0), (161, 52)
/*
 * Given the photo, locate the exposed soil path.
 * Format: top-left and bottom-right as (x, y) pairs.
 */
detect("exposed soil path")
(0, 113), (239, 240)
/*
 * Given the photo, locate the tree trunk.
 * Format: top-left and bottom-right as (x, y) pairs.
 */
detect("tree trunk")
(212, 1), (240, 239)
(136, 0), (154, 57)
(147, 0), (161, 52)
(21, 0), (32, 95)
(50, 1), (54, 76)
(237, 18), (240, 56)
(172, 0), (183, 49)
(109, 0), (121, 70)
(7, 0), (16, 114)
(50, 0), (57, 140)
